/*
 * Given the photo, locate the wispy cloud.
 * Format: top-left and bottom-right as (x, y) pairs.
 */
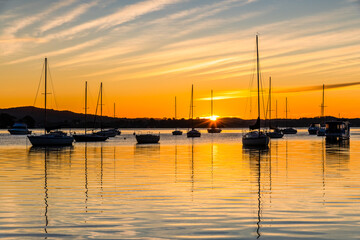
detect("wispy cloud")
(37, 1), (98, 34)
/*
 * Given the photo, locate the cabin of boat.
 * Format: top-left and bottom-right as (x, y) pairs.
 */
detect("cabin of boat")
(8, 123), (31, 135)
(325, 121), (350, 141)
(308, 123), (320, 135)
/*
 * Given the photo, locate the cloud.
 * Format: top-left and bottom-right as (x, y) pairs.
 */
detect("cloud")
(38, 1), (98, 34)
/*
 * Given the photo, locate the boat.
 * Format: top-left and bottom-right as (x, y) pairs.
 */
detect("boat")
(27, 58), (74, 146)
(317, 84), (326, 136)
(73, 81), (108, 142)
(93, 83), (118, 138)
(172, 96), (183, 135)
(8, 123), (32, 135)
(266, 77), (283, 139)
(242, 35), (270, 147)
(281, 97), (297, 134)
(207, 89), (222, 133)
(308, 123), (320, 135)
(135, 133), (160, 144)
(187, 84), (201, 138)
(325, 121), (350, 141)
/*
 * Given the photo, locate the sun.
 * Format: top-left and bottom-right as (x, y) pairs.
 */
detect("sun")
(209, 115), (219, 121)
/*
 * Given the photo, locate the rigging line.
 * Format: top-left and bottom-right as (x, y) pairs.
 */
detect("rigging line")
(47, 62), (58, 110)
(244, 43), (257, 118)
(32, 61), (45, 108)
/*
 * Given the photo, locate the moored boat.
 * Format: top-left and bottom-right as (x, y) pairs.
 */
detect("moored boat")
(308, 123), (320, 135)
(172, 96), (183, 136)
(136, 133), (160, 144)
(242, 35), (270, 147)
(27, 58), (74, 147)
(187, 85), (201, 138)
(325, 121), (350, 141)
(207, 90), (222, 134)
(8, 123), (31, 135)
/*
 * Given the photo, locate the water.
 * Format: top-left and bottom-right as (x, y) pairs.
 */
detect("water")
(0, 128), (359, 239)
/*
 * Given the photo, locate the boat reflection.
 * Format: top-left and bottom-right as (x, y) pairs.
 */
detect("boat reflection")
(243, 147), (270, 239)
(134, 143), (160, 156)
(325, 140), (350, 168)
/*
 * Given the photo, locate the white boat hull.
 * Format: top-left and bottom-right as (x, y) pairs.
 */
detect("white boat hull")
(28, 135), (74, 146)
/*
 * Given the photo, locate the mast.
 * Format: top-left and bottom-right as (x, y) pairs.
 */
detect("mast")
(113, 103), (115, 119)
(285, 97), (288, 128)
(175, 96), (177, 119)
(85, 81), (87, 134)
(100, 82), (103, 131)
(191, 84), (194, 129)
(44, 58), (47, 134)
(256, 35), (260, 133)
(321, 84), (325, 124)
(211, 89), (213, 119)
(269, 77), (271, 128)
(276, 99), (278, 127)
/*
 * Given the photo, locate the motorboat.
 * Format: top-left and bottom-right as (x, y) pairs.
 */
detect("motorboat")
(172, 130), (183, 135)
(325, 121), (350, 141)
(187, 128), (201, 137)
(308, 123), (320, 135)
(242, 35), (270, 147)
(8, 123), (31, 135)
(282, 127), (297, 134)
(136, 133), (160, 144)
(267, 128), (284, 139)
(207, 127), (222, 133)
(27, 58), (74, 146)
(317, 126), (326, 136)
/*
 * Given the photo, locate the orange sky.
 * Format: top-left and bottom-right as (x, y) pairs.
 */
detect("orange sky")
(1, 0), (360, 119)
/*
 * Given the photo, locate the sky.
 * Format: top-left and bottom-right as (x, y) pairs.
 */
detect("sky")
(1, 0), (360, 119)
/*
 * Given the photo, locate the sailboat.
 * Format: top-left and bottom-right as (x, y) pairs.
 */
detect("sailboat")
(266, 77), (283, 138)
(73, 82), (108, 142)
(207, 89), (222, 133)
(242, 35), (270, 147)
(281, 97), (297, 134)
(172, 96), (183, 135)
(317, 84), (326, 136)
(94, 83), (118, 137)
(28, 58), (74, 146)
(187, 84), (201, 138)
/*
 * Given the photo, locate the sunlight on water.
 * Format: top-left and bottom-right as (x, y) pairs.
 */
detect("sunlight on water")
(0, 128), (359, 239)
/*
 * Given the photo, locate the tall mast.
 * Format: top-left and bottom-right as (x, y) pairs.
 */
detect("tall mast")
(44, 58), (47, 134)
(269, 77), (272, 127)
(321, 84), (325, 124)
(85, 81), (87, 134)
(256, 35), (260, 132)
(285, 97), (288, 128)
(211, 89), (213, 118)
(191, 84), (194, 129)
(276, 99), (278, 127)
(100, 82), (103, 131)
(175, 96), (177, 119)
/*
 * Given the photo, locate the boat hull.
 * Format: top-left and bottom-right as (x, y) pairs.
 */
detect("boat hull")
(95, 129), (120, 137)
(282, 128), (297, 134)
(187, 129), (201, 138)
(207, 128), (222, 133)
(136, 134), (160, 144)
(308, 129), (318, 135)
(267, 131), (284, 138)
(28, 135), (74, 146)
(73, 134), (108, 142)
(172, 130), (183, 135)
(8, 129), (32, 135)
(242, 131), (270, 147)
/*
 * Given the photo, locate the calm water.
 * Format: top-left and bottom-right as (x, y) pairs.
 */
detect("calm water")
(0, 128), (360, 239)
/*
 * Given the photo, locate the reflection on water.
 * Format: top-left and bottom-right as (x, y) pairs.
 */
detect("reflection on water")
(0, 131), (360, 239)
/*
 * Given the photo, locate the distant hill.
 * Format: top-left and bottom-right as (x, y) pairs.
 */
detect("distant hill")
(0, 106), (358, 129)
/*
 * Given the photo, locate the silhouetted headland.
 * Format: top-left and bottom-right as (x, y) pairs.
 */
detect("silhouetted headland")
(0, 106), (356, 129)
